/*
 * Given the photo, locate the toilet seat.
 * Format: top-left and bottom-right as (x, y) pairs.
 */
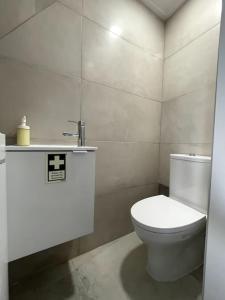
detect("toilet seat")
(131, 195), (206, 234)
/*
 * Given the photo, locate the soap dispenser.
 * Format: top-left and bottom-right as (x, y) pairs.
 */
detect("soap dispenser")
(17, 116), (30, 146)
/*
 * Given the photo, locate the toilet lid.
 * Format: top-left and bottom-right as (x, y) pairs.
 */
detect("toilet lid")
(131, 195), (206, 233)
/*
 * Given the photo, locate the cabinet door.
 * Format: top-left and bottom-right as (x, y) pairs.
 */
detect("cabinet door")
(7, 151), (95, 261)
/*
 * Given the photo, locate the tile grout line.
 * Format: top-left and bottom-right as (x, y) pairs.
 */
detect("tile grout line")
(87, 140), (160, 144)
(0, 1), (59, 42)
(82, 78), (163, 103)
(96, 182), (159, 198)
(83, 16), (164, 60)
(0, 55), (162, 104)
(0, 2), (164, 105)
(49, 0), (165, 60)
(57, 1), (164, 59)
(57, 0), (83, 16)
(163, 83), (217, 103)
(158, 21), (167, 185)
(165, 22), (221, 60)
(0, 54), (82, 82)
(80, 4), (84, 121)
(160, 142), (212, 145)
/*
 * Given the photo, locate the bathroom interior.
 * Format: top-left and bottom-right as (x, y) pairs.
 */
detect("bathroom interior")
(0, 0), (225, 299)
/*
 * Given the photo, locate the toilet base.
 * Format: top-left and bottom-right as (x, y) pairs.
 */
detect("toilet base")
(146, 232), (205, 282)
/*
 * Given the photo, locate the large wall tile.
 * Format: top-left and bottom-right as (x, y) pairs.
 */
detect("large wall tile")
(79, 184), (158, 253)
(159, 143), (212, 186)
(35, 0), (57, 12)
(0, 1), (59, 38)
(90, 141), (159, 196)
(84, 0), (164, 57)
(83, 19), (163, 101)
(165, 0), (222, 57)
(161, 86), (216, 143)
(58, 0), (83, 15)
(82, 81), (161, 142)
(0, 3), (82, 77)
(0, 58), (81, 142)
(0, 0), (35, 38)
(164, 25), (220, 101)
(160, 0), (219, 192)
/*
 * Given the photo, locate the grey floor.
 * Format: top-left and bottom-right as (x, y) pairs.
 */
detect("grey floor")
(11, 233), (203, 300)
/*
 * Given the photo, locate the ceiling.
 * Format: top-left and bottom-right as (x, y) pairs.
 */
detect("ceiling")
(140, 0), (188, 20)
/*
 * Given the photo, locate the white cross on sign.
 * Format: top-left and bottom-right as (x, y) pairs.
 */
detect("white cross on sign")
(49, 156), (64, 170)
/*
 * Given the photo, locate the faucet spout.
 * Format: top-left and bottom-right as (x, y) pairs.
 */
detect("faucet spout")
(78, 120), (85, 147)
(62, 120), (86, 146)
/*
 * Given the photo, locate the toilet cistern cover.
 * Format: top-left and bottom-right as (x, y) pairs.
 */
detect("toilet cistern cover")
(131, 195), (206, 233)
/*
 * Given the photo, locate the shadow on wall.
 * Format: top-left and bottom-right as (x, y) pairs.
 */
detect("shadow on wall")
(159, 184), (169, 196)
(120, 244), (202, 300)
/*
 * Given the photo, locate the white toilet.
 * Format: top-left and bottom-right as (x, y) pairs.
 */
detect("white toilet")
(131, 154), (211, 282)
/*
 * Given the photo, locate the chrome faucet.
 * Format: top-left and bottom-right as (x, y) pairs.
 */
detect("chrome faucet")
(63, 120), (85, 146)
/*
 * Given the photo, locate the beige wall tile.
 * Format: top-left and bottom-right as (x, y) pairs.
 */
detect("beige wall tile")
(3, 0), (221, 283)
(58, 0), (83, 15)
(79, 184), (158, 253)
(90, 141), (159, 196)
(84, 0), (164, 57)
(83, 19), (163, 101)
(164, 25), (220, 101)
(161, 86), (216, 144)
(0, 0), (36, 38)
(82, 80), (161, 142)
(0, 3), (82, 77)
(0, 0), (59, 39)
(165, 0), (222, 57)
(161, 0), (219, 188)
(35, 0), (57, 12)
(0, 58), (81, 142)
(159, 143), (212, 186)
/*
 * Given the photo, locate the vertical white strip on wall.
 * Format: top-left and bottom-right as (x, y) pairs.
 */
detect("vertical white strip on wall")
(0, 133), (8, 300)
(203, 1), (225, 299)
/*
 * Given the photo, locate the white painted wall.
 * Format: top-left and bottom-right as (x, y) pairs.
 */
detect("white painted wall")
(203, 1), (225, 298)
(0, 133), (8, 300)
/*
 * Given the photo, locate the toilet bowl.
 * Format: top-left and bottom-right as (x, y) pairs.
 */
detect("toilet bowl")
(131, 154), (211, 282)
(131, 195), (206, 281)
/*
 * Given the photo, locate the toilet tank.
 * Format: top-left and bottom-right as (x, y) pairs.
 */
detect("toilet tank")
(169, 154), (211, 214)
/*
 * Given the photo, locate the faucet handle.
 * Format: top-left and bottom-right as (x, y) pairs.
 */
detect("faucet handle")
(68, 120), (85, 126)
(79, 120), (85, 126)
(64, 120), (85, 146)
(68, 120), (78, 125)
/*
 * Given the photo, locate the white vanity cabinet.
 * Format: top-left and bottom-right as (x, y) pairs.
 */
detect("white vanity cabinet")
(6, 145), (97, 261)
